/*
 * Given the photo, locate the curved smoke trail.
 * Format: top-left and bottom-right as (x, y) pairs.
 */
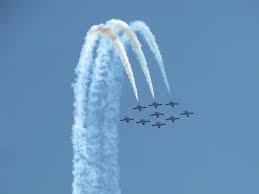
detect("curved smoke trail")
(130, 21), (171, 95)
(73, 19), (168, 194)
(106, 19), (155, 99)
(91, 25), (139, 101)
(73, 24), (137, 194)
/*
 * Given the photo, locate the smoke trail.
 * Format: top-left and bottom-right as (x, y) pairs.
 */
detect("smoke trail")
(76, 38), (110, 194)
(72, 24), (137, 194)
(73, 20), (169, 194)
(73, 36), (123, 194)
(130, 21), (171, 95)
(86, 37), (122, 194)
(106, 19), (155, 99)
(72, 24), (103, 194)
(91, 25), (139, 101)
(99, 40), (124, 194)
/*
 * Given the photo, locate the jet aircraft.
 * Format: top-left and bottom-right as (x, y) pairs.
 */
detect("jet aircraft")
(165, 101), (179, 108)
(152, 122), (166, 128)
(133, 104), (147, 111)
(148, 101), (162, 108)
(166, 116), (180, 123)
(120, 116), (134, 123)
(150, 111), (164, 118)
(180, 111), (194, 117)
(136, 118), (150, 125)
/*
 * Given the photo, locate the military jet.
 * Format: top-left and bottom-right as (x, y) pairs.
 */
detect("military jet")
(180, 111), (194, 117)
(136, 118), (150, 126)
(165, 101), (179, 108)
(150, 111), (164, 118)
(133, 104), (147, 111)
(166, 116), (180, 123)
(152, 122), (166, 128)
(148, 101), (162, 108)
(120, 116), (134, 123)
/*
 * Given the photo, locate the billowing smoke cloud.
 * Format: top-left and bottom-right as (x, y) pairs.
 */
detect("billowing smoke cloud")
(130, 21), (171, 95)
(106, 19), (155, 99)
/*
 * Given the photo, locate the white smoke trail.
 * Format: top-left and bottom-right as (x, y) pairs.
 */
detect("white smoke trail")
(130, 21), (171, 95)
(72, 24), (102, 194)
(91, 25), (139, 101)
(72, 24), (137, 194)
(76, 38), (110, 194)
(106, 19), (155, 99)
(85, 37), (121, 194)
(99, 39), (123, 194)
(73, 20), (169, 194)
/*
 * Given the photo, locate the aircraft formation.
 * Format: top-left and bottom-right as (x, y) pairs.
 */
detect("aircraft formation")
(120, 100), (194, 128)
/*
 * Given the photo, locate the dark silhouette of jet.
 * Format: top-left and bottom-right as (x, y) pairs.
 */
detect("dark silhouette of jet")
(165, 101), (179, 108)
(180, 111), (194, 117)
(133, 104), (147, 111)
(136, 118), (150, 126)
(152, 122), (166, 128)
(166, 116), (180, 123)
(148, 101), (162, 108)
(120, 116), (134, 123)
(150, 111), (164, 118)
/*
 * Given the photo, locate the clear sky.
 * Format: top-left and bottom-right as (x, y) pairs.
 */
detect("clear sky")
(1, 0), (259, 194)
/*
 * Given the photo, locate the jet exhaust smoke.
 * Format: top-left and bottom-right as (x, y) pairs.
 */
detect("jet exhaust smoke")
(99, 41), (123, 193)
(91, 25), (139, 101)
(73, 19), (169, 194)
(106, 19), (155, 99)
(72, 24), (135, 194)
(85, 38), (122, 193)
(130, 21), (171, 95)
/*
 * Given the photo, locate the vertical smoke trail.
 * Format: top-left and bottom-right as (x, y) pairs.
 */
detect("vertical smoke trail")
(99, 40), (123, 194)
(84, 37), (121, 194)
(73, 19), (168, 194)
(130, 21), (171, 95)
(106, 19), (155, 99)
(74, 36), (122, 194)
(72, 24), (103, 194)
(73, 24), (133, 194)
(75, 38), (110, 194)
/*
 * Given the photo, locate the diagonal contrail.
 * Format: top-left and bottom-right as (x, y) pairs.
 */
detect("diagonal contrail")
(130, 20), (171, 95)
(106, 19), (155, 99)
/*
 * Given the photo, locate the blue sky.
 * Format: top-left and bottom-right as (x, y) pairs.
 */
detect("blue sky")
(0, 0), (259, 194)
